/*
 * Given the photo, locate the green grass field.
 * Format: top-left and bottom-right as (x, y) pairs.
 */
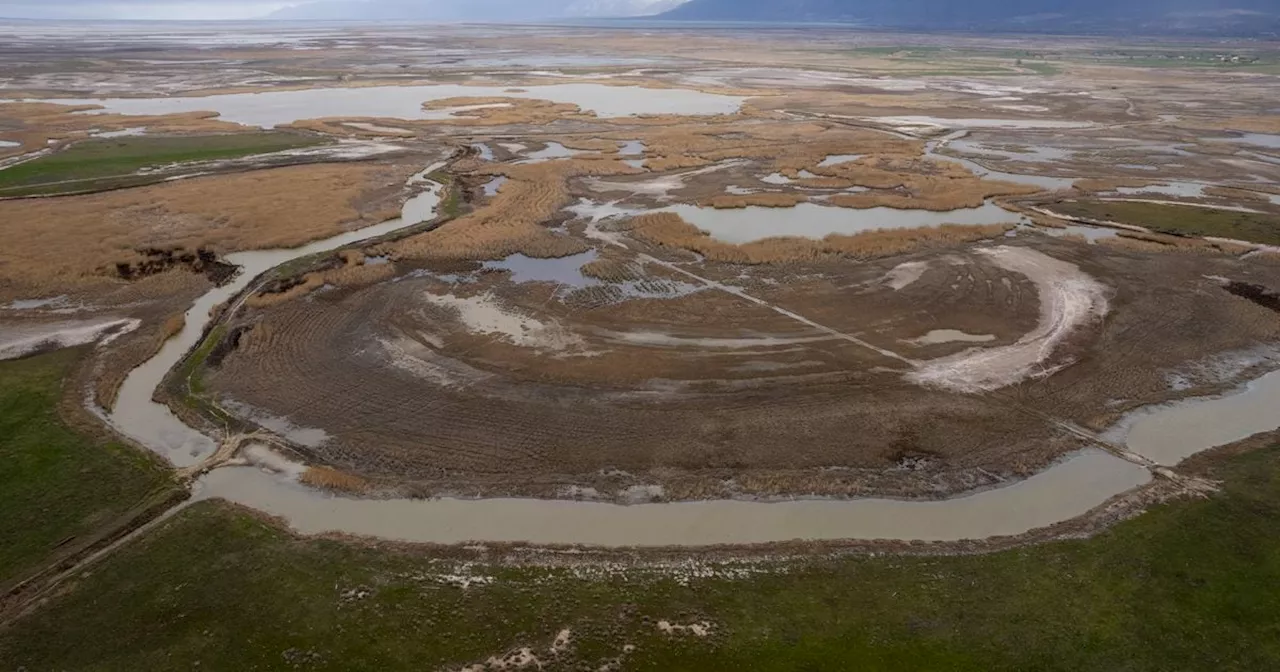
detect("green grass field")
(0, 132), (326, 197)
(0, 349), (175, 586)
(3, 349), (1280, 671)
(1053, 199), (1280, 246)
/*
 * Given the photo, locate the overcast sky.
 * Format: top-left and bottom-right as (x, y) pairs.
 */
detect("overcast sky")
(0, 1), (297, 19)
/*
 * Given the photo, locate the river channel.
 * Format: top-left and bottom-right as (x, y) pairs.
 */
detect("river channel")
(102, 144), (1280, 548)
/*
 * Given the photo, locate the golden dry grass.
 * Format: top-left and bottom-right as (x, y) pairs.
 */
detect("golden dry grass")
(1203, 186), (1271, 202)
(619, 212), (1013, 264)
(580, 258), (644, 282)
(0, 161), (416, 298)
(299, 466), (370, 493)
(1098, 230), (1243, 255)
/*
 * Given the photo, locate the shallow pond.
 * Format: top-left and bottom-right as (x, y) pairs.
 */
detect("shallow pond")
(41, 83), (746, 127)
(1115, 182), (1206, 198)
(1036, 223), (1119, 244)
(517, 141), (581, 163)
(947, 139), (1070, 163)
(481, 250), (597, 287)
(817, 153), (863, 167)
(664, 201), (1016, 244)
(619, 139), (645, 155)
(482, 175), (506, 196)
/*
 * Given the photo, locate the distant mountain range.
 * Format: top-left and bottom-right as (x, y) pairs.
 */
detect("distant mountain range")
(268, 0), (687, 21)
(656, 0), (1280, 35)
(264, 0), (1280, 34)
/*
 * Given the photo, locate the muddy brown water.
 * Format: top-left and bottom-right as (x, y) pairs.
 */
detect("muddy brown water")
(108, 160), (447, 467)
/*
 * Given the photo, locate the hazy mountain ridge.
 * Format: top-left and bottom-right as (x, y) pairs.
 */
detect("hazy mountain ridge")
(268, 0), (686, 20)
(657, 0), (1280, 34)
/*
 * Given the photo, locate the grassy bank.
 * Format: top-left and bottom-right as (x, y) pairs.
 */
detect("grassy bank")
(3, 431), (1280, 669)
(0, 349), (174, 586)
(1052, 199), (1280, 245)
(0, 132), (326, 197)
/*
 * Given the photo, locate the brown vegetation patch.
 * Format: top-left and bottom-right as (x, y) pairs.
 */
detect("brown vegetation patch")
(299, 466), (371, 493)
(0, 161), (417, 299)
(1098, 230), (1243, 255)
(381, 158), (640, 262)
(1203, 186), (1271, 202)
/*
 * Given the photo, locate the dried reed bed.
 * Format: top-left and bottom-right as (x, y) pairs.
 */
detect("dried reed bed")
(637, 121), (915, 172)
(619, 212), (1013, 264)
(248, 273), (326, 308)
(0, 161), (416, 296)
(1098, 230), (1245, 255)
(300, 466), (370, 493)
(382, 158), (639, 262)
(646, 155), (713, 171)
(1204, 186), (1271, 202)
(704, 193), (806, 208)
(580, 259), (645, 282)
(249, 251), (397, 306)
(1185, 115), (1280, 134)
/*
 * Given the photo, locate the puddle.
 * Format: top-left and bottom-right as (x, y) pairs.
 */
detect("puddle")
(39, 83), (746, 127)
(343, 122), (412, 136)
(517, 141), (582, 164)
(908, 329), (996, 345)
(0, 318), (140, 361)
(5, 295), (69, 310)
(624, 158), (646, 169)
(1036, 223), (1119, 244)
(1116, 163), (1159, 171)
(498, 142), (527, 154)
(619, 139), (645, 155)
(91, 127), (146, 138)
(108, 158), (448, 466)
(1115, 182), (1206, 198)
(664, 201), (1016, 244)
(195, 449), (1150, 546)
(1114, 369), (1280, 466)
(481, 250), (597, 287)
(471, 143), (495, 161)
(817, 154), (862, 167)
(947, 139), (1071, 163)
(482, 175), (506, 196)
(1221, 133), (1280, 150)
(221, 399), (329, 448)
